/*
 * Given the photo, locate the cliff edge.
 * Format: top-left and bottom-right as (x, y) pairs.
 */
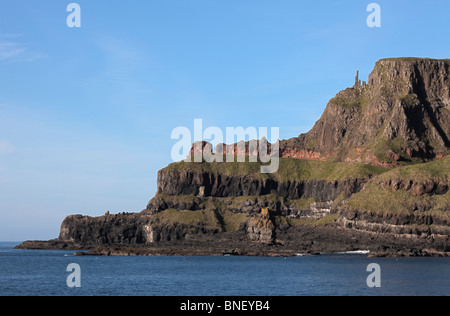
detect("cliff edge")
(17, 58), (450, 257)
(281, 58), (450, 165)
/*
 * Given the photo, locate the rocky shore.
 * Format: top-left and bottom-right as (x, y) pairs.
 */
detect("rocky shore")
(16, 58), (450, 258)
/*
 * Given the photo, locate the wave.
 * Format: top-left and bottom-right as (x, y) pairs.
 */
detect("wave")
(342, 250), (370, 254)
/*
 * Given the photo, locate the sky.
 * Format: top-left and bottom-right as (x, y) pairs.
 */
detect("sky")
(0, 0), (449, 241)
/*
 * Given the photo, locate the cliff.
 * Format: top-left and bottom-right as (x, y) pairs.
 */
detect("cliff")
(16, 58), (450, 257)
(281, 58), (450, 165)
(193, 58), (449, 165)
(337, 155), (450, 235)
(153, 163), (370, 201)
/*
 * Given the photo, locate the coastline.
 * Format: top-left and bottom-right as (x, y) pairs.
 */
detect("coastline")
(14, 240), (450, 258)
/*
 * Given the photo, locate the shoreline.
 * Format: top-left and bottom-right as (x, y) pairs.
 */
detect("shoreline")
(14, 240), (450, 258)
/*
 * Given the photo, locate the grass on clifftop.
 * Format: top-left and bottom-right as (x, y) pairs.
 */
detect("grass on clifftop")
(380, 57), (450, 65)
(153, 208), (222, 230)
(343, 183), (450, 226)
(342, 155), (450, 216)
(165, 157), (389, 182)
(375, 154), (449, 182)
(276, 213), (339, 227)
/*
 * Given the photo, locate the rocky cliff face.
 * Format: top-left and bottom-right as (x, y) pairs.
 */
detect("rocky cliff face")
(59, 213), (153, 245)
(17, 58), (450, 257)
(283, 58), (450, 165)
(187, 59), (449, 166)
(54, 166), (370, 248)
(154, 168), (366, 201)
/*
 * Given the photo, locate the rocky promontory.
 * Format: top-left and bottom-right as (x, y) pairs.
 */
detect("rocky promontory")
(16, 58), (450, 257)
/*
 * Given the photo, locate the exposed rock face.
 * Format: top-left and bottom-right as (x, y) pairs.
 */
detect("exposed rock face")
(186, 59), (449, 166)
(246, 209), (275, 244)
(155, 168), (367, 201)
(282, 58), (450, 165)
(337, 207), (450, 236)
(59, 213), (153, 245)
(378, 178), (449, 196)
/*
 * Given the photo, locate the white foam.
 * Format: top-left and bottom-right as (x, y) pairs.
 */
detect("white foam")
(344, 250), (370, 254)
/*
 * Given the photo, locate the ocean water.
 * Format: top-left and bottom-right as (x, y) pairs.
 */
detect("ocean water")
(0, 242), (449, 296)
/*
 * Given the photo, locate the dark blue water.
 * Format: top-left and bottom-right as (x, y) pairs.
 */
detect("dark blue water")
(0, 242), (448, 296)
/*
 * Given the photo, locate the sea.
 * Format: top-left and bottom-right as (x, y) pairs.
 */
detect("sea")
(0, 242), (449, 296)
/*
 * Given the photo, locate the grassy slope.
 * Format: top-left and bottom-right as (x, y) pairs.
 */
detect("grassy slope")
(153, 208), (222, 231)
(164, 157), (389, 182)
(375, 154), (450, 182)
(342, 155), (450, 216)
(151, 194), (285, 232)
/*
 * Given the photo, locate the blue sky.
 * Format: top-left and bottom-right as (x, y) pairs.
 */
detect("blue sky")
(1, 0), (449, 240)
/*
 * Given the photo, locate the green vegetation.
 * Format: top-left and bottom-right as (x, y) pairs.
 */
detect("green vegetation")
(380, 57), (450, 65)
(165, 157), (389, 182)
(272, 158), (386, 181)
(158, 149), (449, 231)
(331, 192), (346, 209)
(279, 213), (339, 227)
(372, 136), (411, 163)
(153, 208), (222, 230)
(305, 139), (320, 150)
(375, 154), (450, 182)
(345, 183), (449, 217)
(330, 88), (369, 109)
(220, 211), (248, 232)
(151, 193), (342, 231)
(343, 155), (450, 216)
(330, 95), (363, 108)
(152, 203), (250, 233)
(399, 94), (418, 107)
(293, 197), (316, 209)
(154, 194), (202, 205)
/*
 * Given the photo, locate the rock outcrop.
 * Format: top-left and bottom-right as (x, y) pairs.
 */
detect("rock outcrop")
(281, 58), (450, 165)
(378, 178), (449, 196)
(246, 208), (276, 244)
(196, 58), (449, 166)
(154, 168), (367, 201)
(59, 213), (153, 245)
(16, 58), (450, 257)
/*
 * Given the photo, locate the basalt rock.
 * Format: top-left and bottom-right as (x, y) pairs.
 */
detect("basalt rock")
(59, 213), (153, 245)
(201, 58), (450, 166)
(379, 178), (449, 196)
(245, 208), (276, 244)
(154, 168), (367, 202)
(16, 58), (450, 257)
(283, 58), (450, 165)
